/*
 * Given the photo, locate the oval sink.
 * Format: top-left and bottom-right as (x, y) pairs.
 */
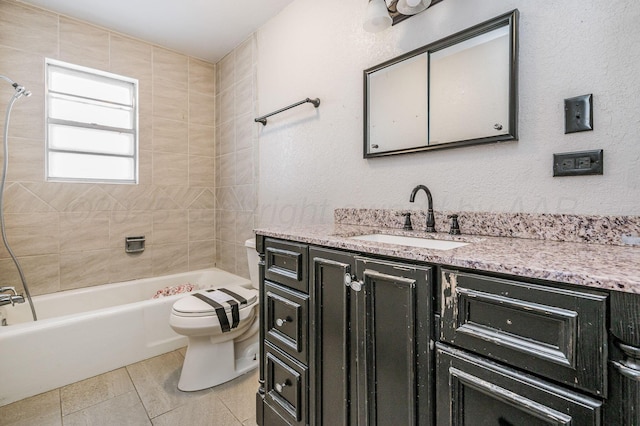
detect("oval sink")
(348, 234), (468, 250)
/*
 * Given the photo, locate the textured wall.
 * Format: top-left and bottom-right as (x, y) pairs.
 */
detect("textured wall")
(257, 0), (640, 228)
(0, 0), (216, 295)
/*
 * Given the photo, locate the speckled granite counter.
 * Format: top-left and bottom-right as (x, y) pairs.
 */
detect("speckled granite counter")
(254, 223), (640, 294)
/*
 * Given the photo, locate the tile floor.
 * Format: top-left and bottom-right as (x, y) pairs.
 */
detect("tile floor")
(0, 347), (258, 426)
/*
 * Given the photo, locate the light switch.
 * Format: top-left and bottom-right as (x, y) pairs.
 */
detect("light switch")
(564, 94), (593, 134)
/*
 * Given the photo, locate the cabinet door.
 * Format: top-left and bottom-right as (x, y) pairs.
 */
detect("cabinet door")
(436, 343), (603, 426)
(309, 248), (356, 426)
(355, 257), (433, 426)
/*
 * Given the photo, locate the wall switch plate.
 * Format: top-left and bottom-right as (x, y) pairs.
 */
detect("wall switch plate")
(564, 94), (593, 133)
(553, 149), (603, 176)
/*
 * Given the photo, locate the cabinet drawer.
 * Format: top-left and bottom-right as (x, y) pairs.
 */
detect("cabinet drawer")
(436, 344), (603, 426)
(265, 343), (308, 425)
(440, 269), (608, 396)
(265, 239), (308, 292)
(265, 281), (309, 364)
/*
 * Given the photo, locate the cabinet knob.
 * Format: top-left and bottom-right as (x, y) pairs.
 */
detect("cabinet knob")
(275, 317), (290, 327)
(350, 280), (364, 292)
(275, 380), (290, 393)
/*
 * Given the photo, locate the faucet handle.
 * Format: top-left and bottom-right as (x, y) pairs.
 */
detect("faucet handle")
(400, 212), (413, 231)
(447, 214), (461, 235)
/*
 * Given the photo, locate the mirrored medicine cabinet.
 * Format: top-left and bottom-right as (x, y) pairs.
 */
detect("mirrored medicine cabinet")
(364, 9), (518, 158)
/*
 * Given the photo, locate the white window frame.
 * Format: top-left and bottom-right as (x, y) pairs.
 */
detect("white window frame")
(45, 58), (139, 184)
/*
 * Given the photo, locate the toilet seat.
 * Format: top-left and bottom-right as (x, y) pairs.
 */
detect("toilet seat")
(171, 285), (257, 318)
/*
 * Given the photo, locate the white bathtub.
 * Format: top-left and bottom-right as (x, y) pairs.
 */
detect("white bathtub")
(0, 268), (251, 407)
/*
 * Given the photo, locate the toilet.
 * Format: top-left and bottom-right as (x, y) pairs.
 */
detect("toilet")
(169, 238), (260, 391)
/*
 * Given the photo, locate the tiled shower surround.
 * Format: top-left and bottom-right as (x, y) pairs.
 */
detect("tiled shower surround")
(0, 0), (248, 296)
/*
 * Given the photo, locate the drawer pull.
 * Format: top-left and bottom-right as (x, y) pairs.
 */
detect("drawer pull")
(275, 379), (291, 393)
(276, 317), (291, 327)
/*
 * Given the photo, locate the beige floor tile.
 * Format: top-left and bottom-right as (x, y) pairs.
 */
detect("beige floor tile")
(241, 418), (257, 426)
(60, 368), (135, 415)
(0, 389), (62, 426)
(214, 369), (259, 423)
(126, 351), (213, 419)
(151, 392), (241, 426)
(62, 391), (151, 426)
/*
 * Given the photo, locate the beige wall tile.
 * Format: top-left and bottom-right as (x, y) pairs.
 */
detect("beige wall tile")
(217, 121), (235, 156)
(59, 212), (109, 253)
(2, 182), (53, 213)
(216, 209), (235, 243)
(0, 1), (58, 57)
(109, 34), (152, 81)
(153, 117), (188, 154)
(6, 137), (45, 182)
(152, 152), (188, 186)
(189, 124), (215, 158)
(0, 2), (219, 295)
(189, 189), (215, 209)
(59, 17), (110, 70)
(235, 211), (255, 245)
(152, 243), (188, 276)
(189, 58), (215, 96)
(60, 249), (110, 290)
(235, 113), (256, 151)
(234, 76), (253, 117)
(217, 153), (235, 188)
(234, 36), (255, 83)
(189, 155), (214, 187)
(189, 92), (215, 126)
(235, 148), (253, 185)
(189, 209), (215, 241)
(109, 247), (152, 283)
(0, 254), (60, 295)
(110, 211), (153, 249)
(153, 78), (188, 121)
(188, 240), (215, 270)
(152, 210), (188, 245)
(216, 87), (234, 126)
(0, 212), (59, 258)
(216, 52), (235, 95)
(153, 47), (188, 89)
(215, 240), (235, 273)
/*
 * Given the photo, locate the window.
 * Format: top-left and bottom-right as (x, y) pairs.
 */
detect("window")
(45, 59), (138, 184)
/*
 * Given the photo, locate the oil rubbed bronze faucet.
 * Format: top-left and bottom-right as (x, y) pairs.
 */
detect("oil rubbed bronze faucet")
(409, 185), (436, 232)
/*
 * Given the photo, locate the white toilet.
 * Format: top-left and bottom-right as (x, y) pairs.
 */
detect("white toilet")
(169, 238), (260, 391)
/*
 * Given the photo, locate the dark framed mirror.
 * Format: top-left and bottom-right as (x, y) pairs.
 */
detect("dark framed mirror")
(364, 9), (518, 158)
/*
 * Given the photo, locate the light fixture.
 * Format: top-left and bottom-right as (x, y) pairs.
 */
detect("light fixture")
(396, 0), (432, 16)
(363, 0), (392, 33)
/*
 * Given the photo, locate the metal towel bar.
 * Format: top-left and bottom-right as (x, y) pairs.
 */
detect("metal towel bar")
(254, 97), (320, 126)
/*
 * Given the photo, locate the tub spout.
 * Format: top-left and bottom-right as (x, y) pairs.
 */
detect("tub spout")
(0, 286), (18, 295)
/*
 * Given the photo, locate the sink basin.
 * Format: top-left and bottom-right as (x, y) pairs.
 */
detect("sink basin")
(348, 234), (469, 250)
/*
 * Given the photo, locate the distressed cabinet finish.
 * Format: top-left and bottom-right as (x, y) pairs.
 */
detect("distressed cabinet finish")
(439, 269), (608, 396)
(256, 235), (638, 425)
(310, 247), (434, 426)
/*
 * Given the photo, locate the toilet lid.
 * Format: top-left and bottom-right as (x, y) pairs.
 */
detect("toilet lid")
(172, 285), (257, 317)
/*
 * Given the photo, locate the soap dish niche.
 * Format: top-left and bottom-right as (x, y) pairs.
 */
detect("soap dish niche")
(125, 236), (145, 253)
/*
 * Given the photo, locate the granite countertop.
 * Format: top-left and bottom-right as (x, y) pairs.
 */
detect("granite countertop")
(255, 223), (640, 294)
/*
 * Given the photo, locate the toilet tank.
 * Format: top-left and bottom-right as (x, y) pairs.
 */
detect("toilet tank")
(245, 238), (259, 289)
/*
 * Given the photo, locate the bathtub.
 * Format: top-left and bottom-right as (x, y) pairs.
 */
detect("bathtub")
(0, 268), (251, 407)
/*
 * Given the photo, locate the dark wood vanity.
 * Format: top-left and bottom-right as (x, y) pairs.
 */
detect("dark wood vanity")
(254, 234), (640, 425)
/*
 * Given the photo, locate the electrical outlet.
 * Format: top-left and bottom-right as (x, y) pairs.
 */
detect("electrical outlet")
(553, 150), (603, 176)
(564, 94), (593, 134)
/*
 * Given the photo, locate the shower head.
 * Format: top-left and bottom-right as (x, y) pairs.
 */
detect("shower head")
(0, 75), (31, 99)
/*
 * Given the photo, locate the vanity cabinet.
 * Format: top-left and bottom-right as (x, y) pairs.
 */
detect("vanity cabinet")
(256, 235), (637, 425)
(437, 269), (606, 425)
(310, 247), (433, 425)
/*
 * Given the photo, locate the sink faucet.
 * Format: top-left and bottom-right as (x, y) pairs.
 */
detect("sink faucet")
(409, 185), (436, 232)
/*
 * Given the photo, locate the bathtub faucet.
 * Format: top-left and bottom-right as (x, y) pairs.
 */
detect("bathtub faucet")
(0, 287), (25, 306)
